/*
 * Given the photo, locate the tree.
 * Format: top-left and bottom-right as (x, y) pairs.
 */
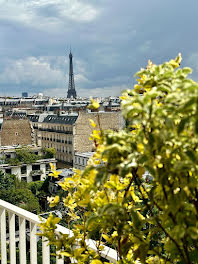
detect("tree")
(0, 171), (15, 190)
(40, 55), (198, 263)
(0, 171), (40, 213)
(42, 147), (56, 159)
(28, 181), (44, 196)
(9, 188), (40, 213)
(4, 147), (39, 165)
(16, 147), (38, 164)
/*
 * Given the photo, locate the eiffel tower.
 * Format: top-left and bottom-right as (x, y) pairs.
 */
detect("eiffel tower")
(67, 50), (77, 99)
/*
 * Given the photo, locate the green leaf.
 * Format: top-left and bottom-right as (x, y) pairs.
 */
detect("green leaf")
(131, 209), (143, 230)
(177, 117), (190, 134)
(195, 118), (198, 134)
(188, 227), (198, 240)
(182, 67), (192, 75)
(91, 260), (103, 264)
(185, 150), (197, 162)
(189, 248), (198, 262)
(60, 251), (71, 257)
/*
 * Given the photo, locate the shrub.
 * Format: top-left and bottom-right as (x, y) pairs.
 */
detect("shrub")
(0, 171), (40, 213)
(27, 181), (43, 195)
(42, 147), (56, 159)
(40, 55), (198, 264)
(16, 147), (38, 164)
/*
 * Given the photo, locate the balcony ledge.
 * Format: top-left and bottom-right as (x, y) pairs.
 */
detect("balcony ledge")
(0, 199), (118, 263)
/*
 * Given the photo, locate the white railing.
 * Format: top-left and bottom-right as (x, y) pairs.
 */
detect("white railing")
(0, 199), (118, 264)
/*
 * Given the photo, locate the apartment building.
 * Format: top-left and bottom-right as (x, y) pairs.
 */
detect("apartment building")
(37, 110), (123, 165)
(38, 114), (78, 166)
(74, 152), (94, 170)
(0, 119), (35, 146)
(0, 145), (56, 182)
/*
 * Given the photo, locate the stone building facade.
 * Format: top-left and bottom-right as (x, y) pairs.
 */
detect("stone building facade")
(73, 111), (122, 153)
(37, 114), (78, 165)
(37, 111), (123, 165)
(74, 152), (94, 170)
(0, 119), (34, 146)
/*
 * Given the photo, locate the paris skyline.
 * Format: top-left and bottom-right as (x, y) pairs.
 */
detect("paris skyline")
(0, 0), (198, 98)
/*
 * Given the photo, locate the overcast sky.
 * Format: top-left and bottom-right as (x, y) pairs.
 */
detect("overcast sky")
(0, 0), (198, 97)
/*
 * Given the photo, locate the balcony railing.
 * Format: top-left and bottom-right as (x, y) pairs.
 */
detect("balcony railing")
(39, 128), (73, 135)
(0, 199), (118, 264)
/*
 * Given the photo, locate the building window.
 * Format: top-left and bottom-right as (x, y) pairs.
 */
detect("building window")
(5, 154), (11, 159)
(21, 166), (27, 174)
(32, 164), (40, 171)
(5, 168), (11, 174)
(21, 177), (27, 182)
(46, 163), (51, 171)
(32, 175), (41, 181)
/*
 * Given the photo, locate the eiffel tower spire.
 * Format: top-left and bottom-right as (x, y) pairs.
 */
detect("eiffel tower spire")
(67, 49), (77, 99)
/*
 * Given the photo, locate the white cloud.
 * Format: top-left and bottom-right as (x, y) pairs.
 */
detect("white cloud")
(0, 0), (99, 32)
(59, 0), (98, 22)
(43, 87), (67, 97)
(78, 85), (128, 97)
(43, 84), (128, 98)
(0, 56), (65, 86)
(75, 73), (89, 84)
(0, 56), (89, 91)
(75, 59), (87, 74)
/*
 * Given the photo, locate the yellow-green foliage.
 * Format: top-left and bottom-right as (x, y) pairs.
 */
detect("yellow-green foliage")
(39, 54), (198, 264)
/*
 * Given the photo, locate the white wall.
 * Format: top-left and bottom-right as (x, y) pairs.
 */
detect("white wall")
(0, 160), (56, 183)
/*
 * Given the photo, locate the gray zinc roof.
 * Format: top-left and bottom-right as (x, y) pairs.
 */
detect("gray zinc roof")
(12, 112), (27, 118)
(28, 115), (40, 122)
(43, 115), (78, 124)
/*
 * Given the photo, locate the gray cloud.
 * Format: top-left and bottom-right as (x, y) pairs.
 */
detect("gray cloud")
(0, 0), (198, 97)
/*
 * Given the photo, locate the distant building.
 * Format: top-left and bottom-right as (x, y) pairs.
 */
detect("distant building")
(37, 114), (77, 166)
(0, 145), (56, 182)
(37, 111), (123, 165)
(74, 152), (94, 170)
(0, 119), (35, 146)
(0, 116), (57, 182)
(22, 92), (28, 97)
(0, 97), (50, 111)
(74, 111), (123, 153)
(48, 168), (73, 194)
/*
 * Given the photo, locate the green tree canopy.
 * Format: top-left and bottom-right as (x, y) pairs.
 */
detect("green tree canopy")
(42, 147), (56, 159)
(0, 171), (15, 190)
(6, 147), (39, 165)
(0, 171), (40, 213)
(16, 147), (38, 164)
